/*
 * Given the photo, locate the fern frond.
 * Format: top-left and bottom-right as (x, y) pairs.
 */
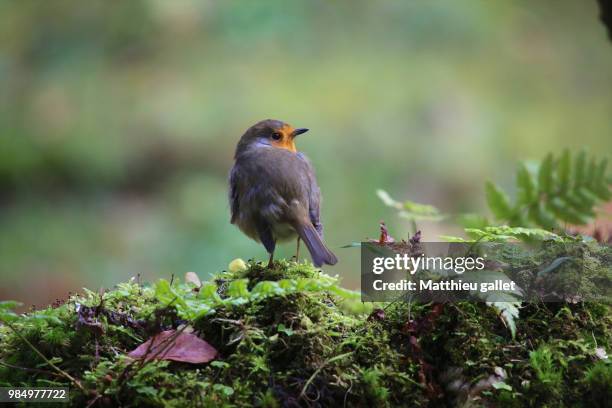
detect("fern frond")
(377, 189), (446, 221)
(486, 150), (611, 229)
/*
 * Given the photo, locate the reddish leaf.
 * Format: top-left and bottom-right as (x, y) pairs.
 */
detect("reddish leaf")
(409, 230), (422, 245)
(128, 330), (218, 364)
(367, 308), (386, 321)
(378, 221), (395, 244)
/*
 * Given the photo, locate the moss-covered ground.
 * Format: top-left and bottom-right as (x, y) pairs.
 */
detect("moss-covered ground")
(0, 252), (610, 407)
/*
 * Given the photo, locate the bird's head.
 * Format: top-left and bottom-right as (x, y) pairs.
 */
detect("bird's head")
(235, 119), (308, 156)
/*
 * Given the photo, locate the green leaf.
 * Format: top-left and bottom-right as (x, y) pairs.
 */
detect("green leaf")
(440, 235), (471, 243)
(398, 200), (445, 221)
(0, 300), (22, 310)
(29, 312), (63, 325)
(527, 202), (557, 230)
(538, 153), (554, 195)
(465, 228), (514, 242)
(198, 283), (222, 303)
(517, 163), (536, 204)
(210, 361), (230, 369)
(278, 279), (297, 291)
(277, 323), (294, 336)
(401, 200), (441, 216)
(0, 310), (19, 323)
(398, 210), (446, 222)
(547, 198), (590, 225)
(591, 158), (611, 200)
(557, 149), (571, 194)
(251, 281), (284, 298)
(376, 189), (402, 209)
(595, 158), (608, 186)
(227, 279), (249, 298)
(456, 213), (490, 229)
(154, 279), (176, 305)
(378, 189), (446, 221)
(575, 187), (599, 207)
(492, 382), (513, 391)
(573, 150), (586, 189)
(561, 193), (595, 215)
(586, 157), (598, 189)
(212, 384), (234, 397)
(488, 301), (520, 339)
(484, 226), (564, 242)
(485, 181), (513, 220)
(0, 301), (21, 323)
(596, 157), (608, 180)
(327, 286), (361, 300)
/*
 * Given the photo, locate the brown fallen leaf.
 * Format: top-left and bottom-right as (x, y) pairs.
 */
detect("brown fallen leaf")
(128, 330), (218, 364)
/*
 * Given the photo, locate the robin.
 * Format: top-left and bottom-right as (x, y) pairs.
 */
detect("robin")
(229, 119), (338, 268)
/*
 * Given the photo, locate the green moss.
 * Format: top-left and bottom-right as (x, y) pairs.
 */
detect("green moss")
(582, 361), (612, 408)
(0, 256), (610, 407)
(529, 345), (564, 403)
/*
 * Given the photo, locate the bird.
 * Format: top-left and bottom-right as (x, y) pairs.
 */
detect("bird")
(229, 119), (338, 268)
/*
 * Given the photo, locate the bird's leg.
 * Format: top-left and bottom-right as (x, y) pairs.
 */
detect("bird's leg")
(295, 237), (301, 262)
(267, 251), (274, 269)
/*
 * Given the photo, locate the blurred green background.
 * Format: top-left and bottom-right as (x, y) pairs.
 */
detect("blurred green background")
(1, 1), (611, 308)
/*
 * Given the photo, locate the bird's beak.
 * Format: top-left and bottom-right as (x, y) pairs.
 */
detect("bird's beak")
(292, 128), (309, 137)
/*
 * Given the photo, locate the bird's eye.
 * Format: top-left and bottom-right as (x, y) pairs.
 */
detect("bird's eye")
(271, 132), (282, 141)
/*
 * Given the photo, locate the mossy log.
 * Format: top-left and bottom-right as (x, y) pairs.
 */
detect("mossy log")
(0, 254), (610, 407)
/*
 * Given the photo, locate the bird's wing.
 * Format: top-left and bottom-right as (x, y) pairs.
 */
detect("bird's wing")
(229, 165), (240, 224)
(308, 179), (323, 235)
(297, 153), (323, 236)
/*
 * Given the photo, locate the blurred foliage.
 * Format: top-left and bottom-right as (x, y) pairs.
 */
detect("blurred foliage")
(0, 0), (611, 307)
(380, 150), (611, 241)
(485, 150), (611, 229)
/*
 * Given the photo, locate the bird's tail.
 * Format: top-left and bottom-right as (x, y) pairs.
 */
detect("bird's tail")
(294, 222), (338, 267)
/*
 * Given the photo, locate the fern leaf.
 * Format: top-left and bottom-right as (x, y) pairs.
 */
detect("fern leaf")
(592, 158), (611, 200)
(586, 157), (598, 189)
(528, 202), (557, 230)
(573, 150), (587, 189)
(557, 149), (571, 194)
(517, 163), (536, 204)
(486, 181), (513, 220)
(538, 153), (554, 194)
(547, 198), (590, 225)
(456, 213), (490, 229)
(596, 158), (608, 186)
(488, 301), (520, 339)
(486, 151), (609, 229)
(561, 194), (596, 216)
(376, 189), (402, 209)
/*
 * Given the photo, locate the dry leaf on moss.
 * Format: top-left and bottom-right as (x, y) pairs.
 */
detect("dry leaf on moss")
(128, 330), (217, 364)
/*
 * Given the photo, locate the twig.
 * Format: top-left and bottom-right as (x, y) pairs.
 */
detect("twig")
(118, 296), (185, 388)
(299, 352), (353, 398)
(343, 379), (353, 408)
(0, 360), (60, 377)
(3, 320), (85, 392)
(85, 393), (102, 408)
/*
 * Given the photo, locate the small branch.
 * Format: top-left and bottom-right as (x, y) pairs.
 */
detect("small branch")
(3, 320), (85, 392)
(299, 352), (353, 398)
(0, 360), (60, 377)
